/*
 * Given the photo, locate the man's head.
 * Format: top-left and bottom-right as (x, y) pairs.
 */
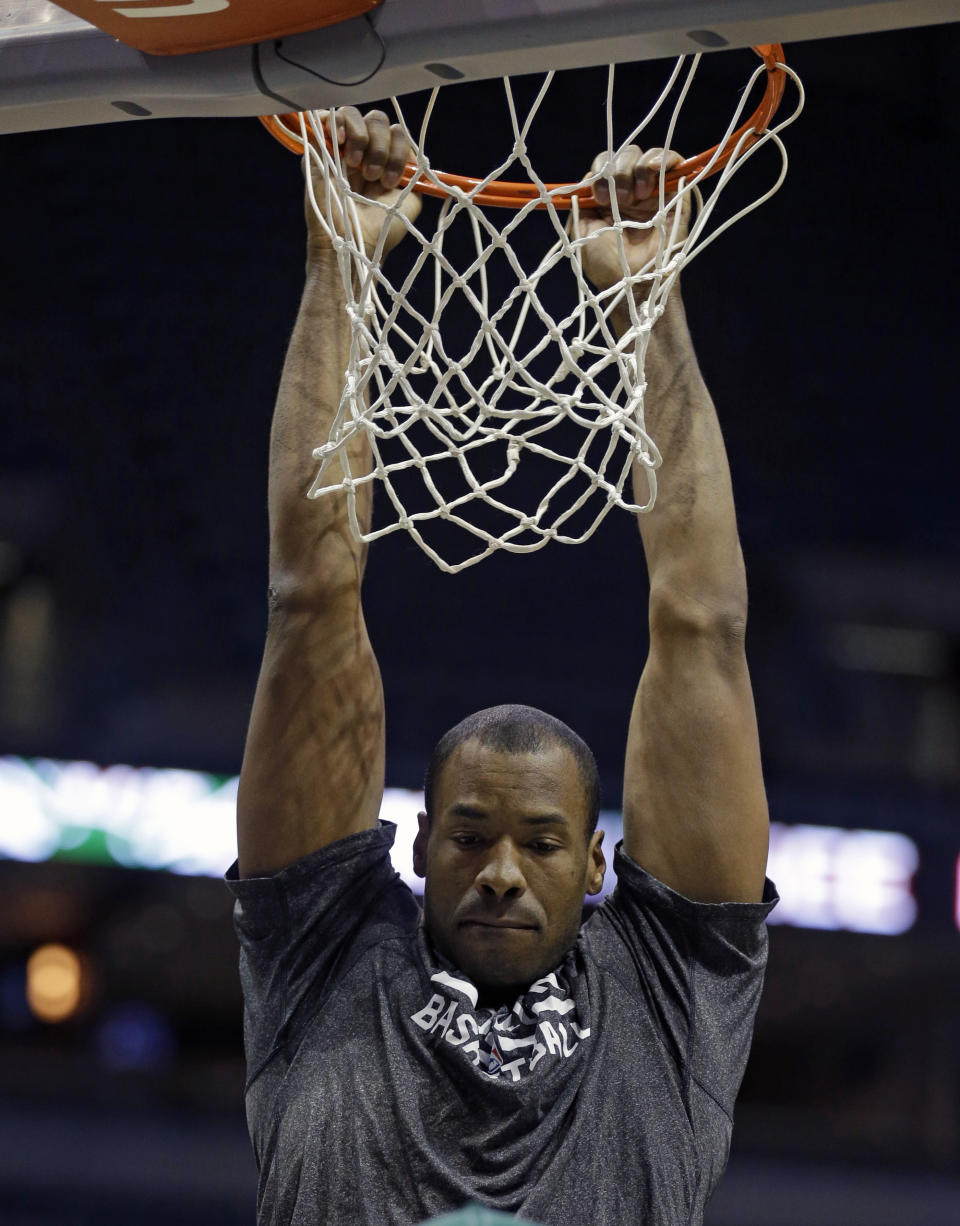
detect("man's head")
(413, 705), (606, 1008)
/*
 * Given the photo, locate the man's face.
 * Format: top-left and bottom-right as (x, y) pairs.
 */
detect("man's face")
(412, 738), (606, 1008)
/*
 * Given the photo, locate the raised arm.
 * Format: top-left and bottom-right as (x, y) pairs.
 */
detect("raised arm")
(237, 110), (419, 878)
(579, 148), (769, 903)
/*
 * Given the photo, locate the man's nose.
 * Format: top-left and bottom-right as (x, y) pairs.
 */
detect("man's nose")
(474, 842), (526, 897)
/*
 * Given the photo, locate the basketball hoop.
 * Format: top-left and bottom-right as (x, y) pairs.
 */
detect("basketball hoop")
(258, 47), (803, 573)
(261, 45), (787, 209)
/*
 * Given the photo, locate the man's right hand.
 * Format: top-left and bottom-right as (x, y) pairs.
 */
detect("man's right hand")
(306, 106), (422, 259)
(240, 107), (405, 878)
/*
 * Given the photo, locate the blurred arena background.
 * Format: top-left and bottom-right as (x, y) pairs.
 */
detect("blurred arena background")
(1, 16), (959, 1226)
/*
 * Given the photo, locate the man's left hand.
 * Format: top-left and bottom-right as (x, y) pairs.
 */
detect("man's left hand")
(570, 145), (691, 292)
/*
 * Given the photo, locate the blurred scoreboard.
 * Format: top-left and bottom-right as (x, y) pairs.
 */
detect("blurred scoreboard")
(0, 756), (957, 937)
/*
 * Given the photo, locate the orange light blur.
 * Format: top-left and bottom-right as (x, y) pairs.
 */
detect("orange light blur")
(26, 943), (83, 1023)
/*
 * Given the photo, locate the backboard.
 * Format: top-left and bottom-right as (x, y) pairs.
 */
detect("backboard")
(1, 0), (958, 134)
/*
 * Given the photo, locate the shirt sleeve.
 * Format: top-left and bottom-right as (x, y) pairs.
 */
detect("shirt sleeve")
(587, 839), (779, 1118)
(223, 820), (420, 1091)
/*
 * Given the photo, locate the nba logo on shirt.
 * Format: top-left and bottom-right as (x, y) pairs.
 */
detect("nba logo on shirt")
(485, 1037), (504, 1075)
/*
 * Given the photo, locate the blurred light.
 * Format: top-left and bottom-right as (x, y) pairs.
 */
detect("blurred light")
(0, 756), (239, 872)
(0, 757), (62, 861)
(95, 1002), (177, 1072)
(767, 825), (919, 934)
(0, 761), (613, 882)
(26, 943), (83, 1023)
(0, 756), (934, 935)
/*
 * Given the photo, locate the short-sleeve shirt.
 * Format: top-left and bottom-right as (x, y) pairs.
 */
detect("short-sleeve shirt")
(225, 820), (778, 1226)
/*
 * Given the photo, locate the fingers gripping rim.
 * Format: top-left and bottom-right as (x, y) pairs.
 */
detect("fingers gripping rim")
(258, 44), (787, 209)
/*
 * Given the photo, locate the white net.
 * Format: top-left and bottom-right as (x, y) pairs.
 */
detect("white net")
(298, 53), (804, 572)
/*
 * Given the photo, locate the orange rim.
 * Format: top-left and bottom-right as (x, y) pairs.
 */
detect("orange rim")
(259, 44), (787, 210)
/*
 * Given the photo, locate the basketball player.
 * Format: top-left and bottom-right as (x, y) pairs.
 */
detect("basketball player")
(227, 108), (778, 1226)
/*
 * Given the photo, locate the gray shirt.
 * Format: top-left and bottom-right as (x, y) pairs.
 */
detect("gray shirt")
(226, 820), (778, 1226)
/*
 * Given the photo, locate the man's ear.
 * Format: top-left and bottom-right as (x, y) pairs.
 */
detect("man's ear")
(412, 810), (430, 879)
(586, 829), (606, 897)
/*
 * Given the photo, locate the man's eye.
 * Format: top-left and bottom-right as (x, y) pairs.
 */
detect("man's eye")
(452, 836), (559, 854)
